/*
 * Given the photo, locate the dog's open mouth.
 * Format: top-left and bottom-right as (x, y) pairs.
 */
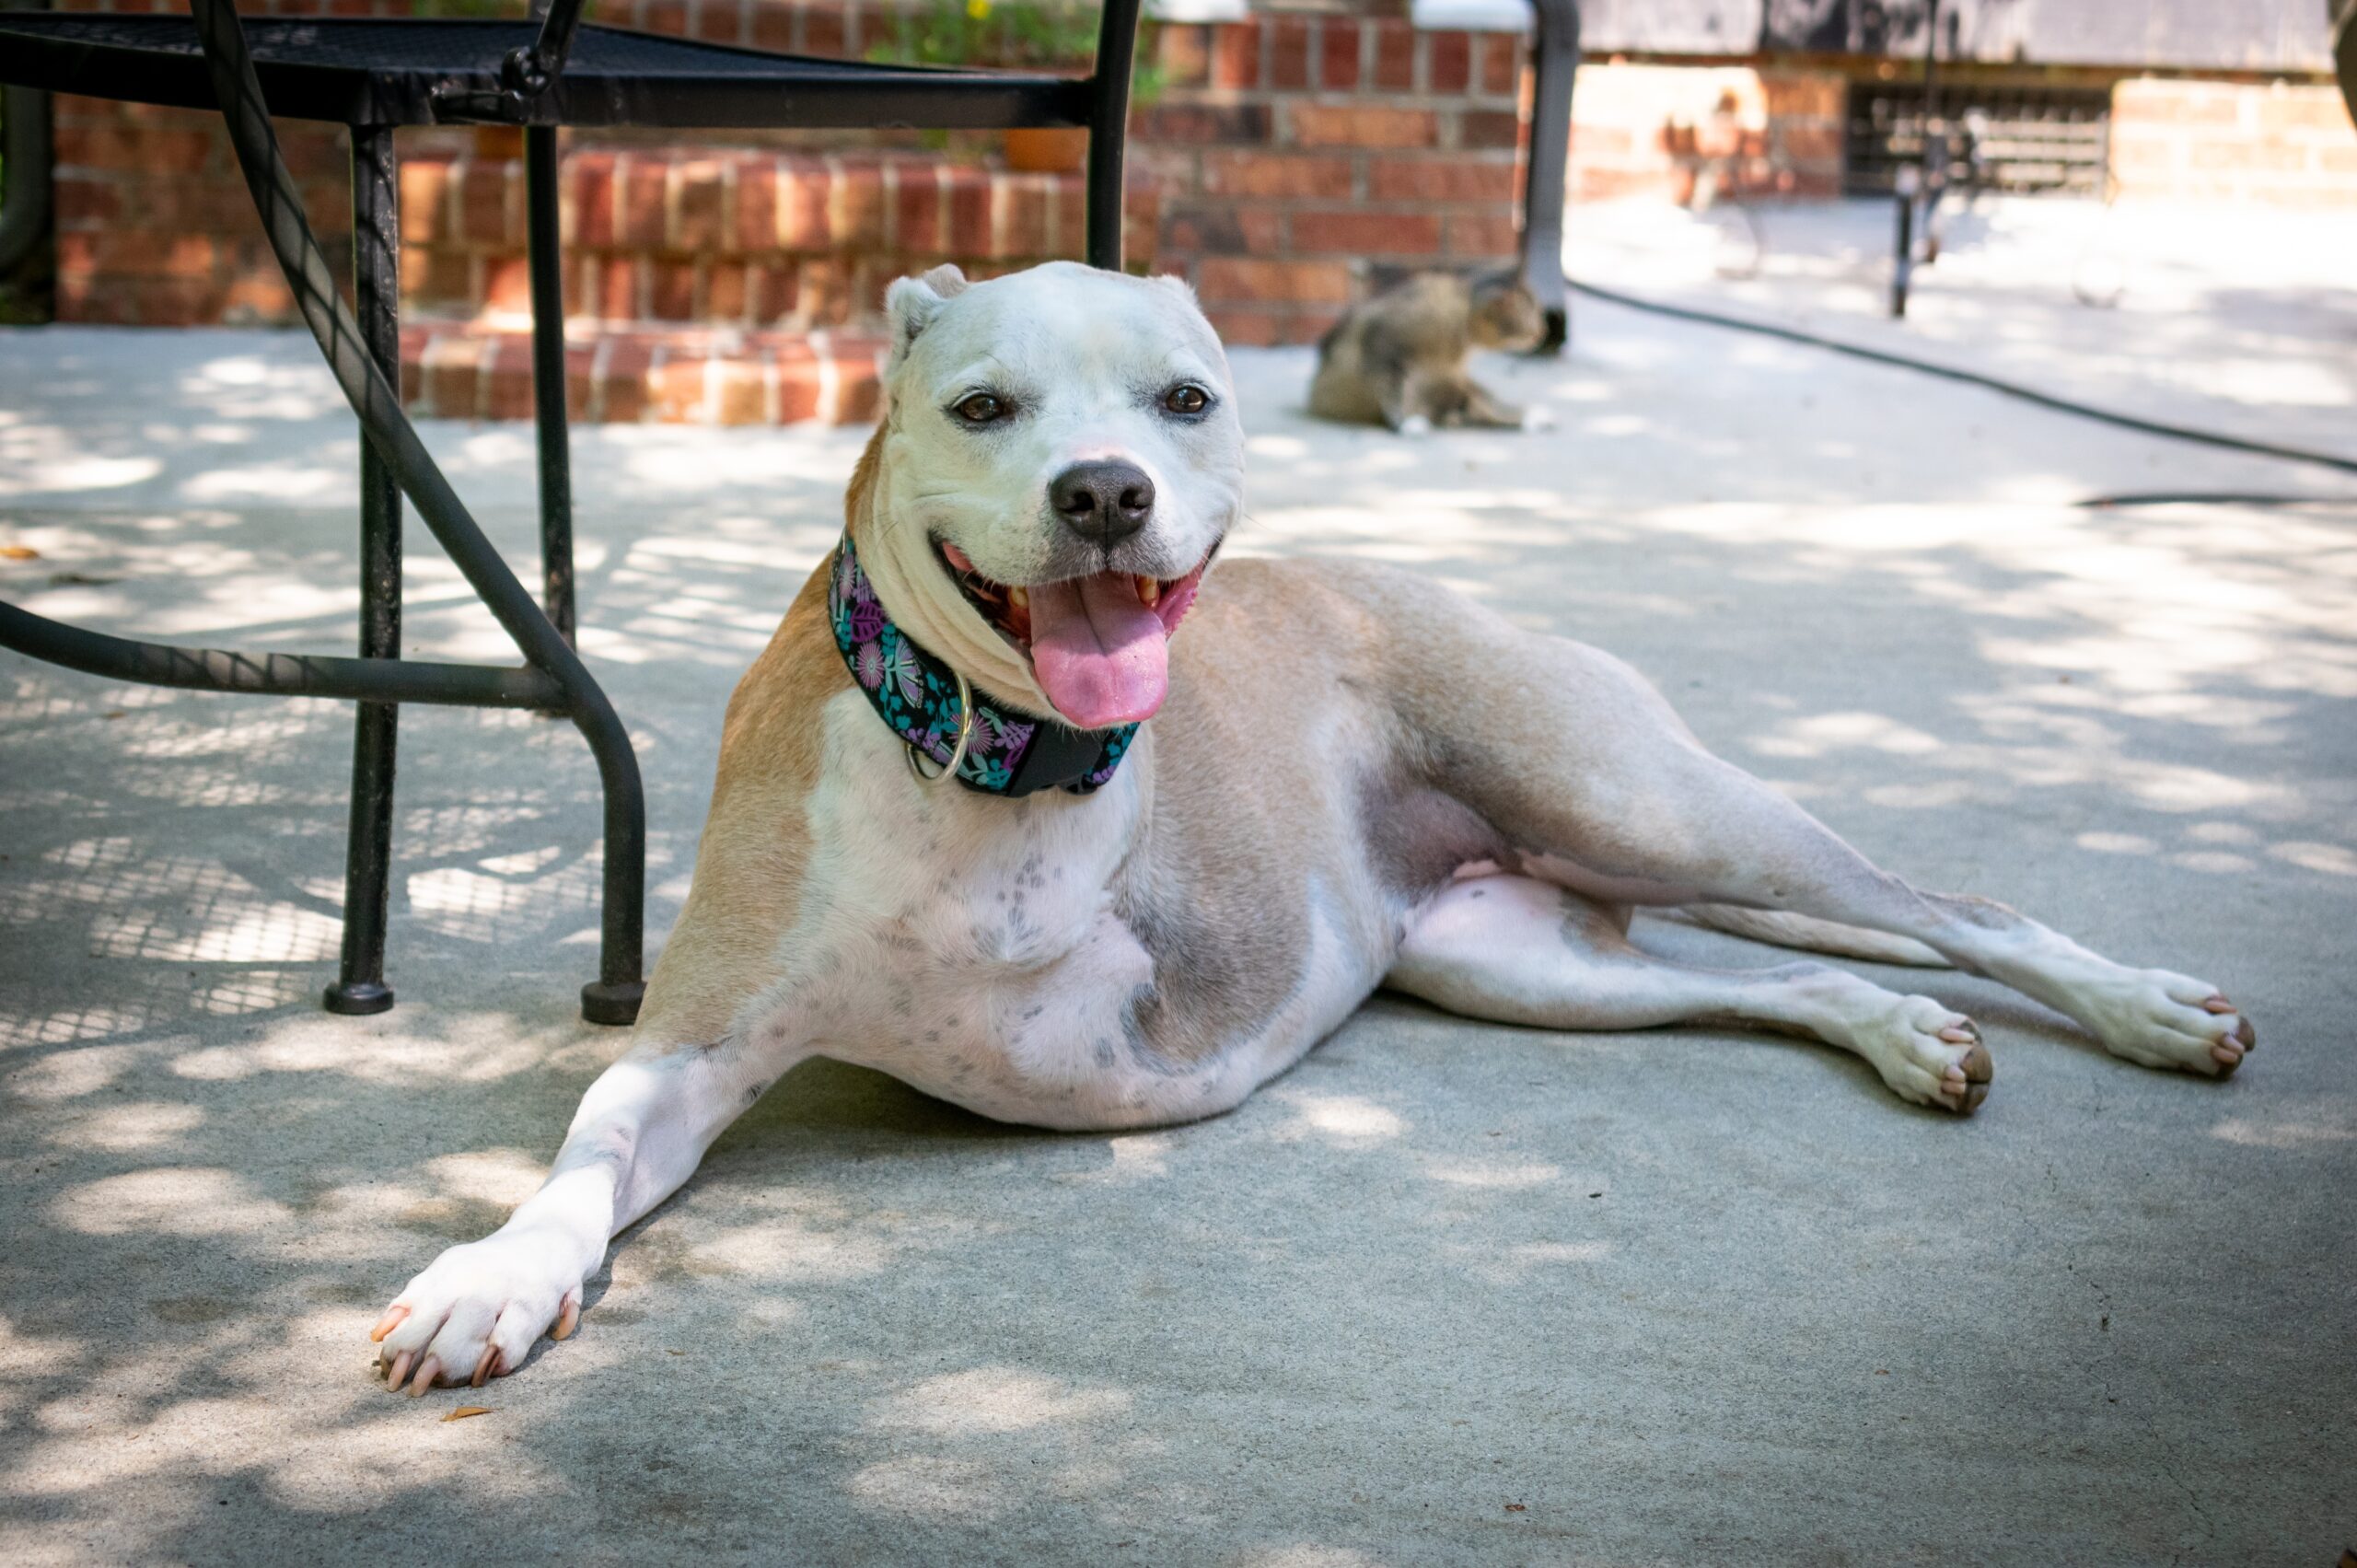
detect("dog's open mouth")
(937, 540), (1210, 730)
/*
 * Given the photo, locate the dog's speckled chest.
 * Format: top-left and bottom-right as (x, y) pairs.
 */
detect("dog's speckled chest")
(740, 694), (1267, 1130)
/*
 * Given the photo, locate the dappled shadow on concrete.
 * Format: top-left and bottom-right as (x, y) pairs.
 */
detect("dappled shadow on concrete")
(3, 300), (2356, 1562)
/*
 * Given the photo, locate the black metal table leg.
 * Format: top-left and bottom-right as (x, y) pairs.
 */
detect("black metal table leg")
(1520, 0), (1579, 355)
(1891, 0), (1943, 318)
(1082, 0), (1141, 270)
(525, 120), (644, 1027)
(525, 125), (642, 1028)
(1889, 165), (1917, 317)
(577, 697), (645, 1025)
(525, 123), (575, 646)
(324, 119), (402, 1016)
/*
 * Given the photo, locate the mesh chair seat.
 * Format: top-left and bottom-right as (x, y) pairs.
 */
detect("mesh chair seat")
(0, 12), (1091, 127)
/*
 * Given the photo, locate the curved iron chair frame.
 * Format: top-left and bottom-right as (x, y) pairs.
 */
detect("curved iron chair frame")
(0, 0), (1144, 1025)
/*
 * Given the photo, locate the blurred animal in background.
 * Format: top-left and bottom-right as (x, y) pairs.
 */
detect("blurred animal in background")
(1307, 270), (1550, 435)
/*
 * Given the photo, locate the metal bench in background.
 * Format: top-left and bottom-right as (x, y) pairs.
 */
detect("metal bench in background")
(0, 0), (1145, 1026)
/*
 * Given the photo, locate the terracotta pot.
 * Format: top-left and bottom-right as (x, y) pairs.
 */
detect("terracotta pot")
(1004, 126), (1089, 174)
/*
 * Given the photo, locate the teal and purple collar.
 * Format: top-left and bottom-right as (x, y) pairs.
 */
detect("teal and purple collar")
(827, 538), (1135, 797)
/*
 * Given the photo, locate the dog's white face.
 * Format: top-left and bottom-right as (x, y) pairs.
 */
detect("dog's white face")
(868, 261), (1246, 730)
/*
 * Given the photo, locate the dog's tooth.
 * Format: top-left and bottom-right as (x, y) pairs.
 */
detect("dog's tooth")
(1138, 575), (1161, 607)
(1009, 587), (1028, 610)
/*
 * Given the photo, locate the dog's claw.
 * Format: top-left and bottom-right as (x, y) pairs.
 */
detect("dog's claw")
(552, 1295), (579, 1342)
(386, 1350), (413, 1391)
(2211, 1016), (2256, 1074)
(408, 1356), (441, 1396)
(1956, 1039), (1993, 1111)
(1931, 1031), (1991, 1115)
(370, 1305), (408, 1344)
(1956, 1039), (1993, 1084)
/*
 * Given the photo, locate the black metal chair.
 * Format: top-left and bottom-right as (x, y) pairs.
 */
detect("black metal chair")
(0, 0), (1144, 1026)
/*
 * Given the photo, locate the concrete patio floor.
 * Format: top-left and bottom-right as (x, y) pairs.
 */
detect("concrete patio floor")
(2, 198), (2353, 1564)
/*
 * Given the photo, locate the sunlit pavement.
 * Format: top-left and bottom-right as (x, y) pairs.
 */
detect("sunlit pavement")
(2, 198), (2351, 1563)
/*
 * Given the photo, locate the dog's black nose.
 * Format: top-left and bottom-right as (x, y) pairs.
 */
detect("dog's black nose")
(1050, 460), (1155, 547)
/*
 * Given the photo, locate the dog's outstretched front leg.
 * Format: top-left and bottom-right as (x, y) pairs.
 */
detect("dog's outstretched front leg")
(368, 567), (837, 1392)
(369, 1032), (804, 1394)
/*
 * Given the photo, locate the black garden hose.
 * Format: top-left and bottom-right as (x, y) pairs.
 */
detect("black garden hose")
(1567, 275), (2357, 485)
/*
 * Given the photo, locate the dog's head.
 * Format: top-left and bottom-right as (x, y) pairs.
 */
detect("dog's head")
(850, 261), (1244, 731)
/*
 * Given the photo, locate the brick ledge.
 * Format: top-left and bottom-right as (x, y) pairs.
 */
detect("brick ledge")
(399, 321), (888, 427)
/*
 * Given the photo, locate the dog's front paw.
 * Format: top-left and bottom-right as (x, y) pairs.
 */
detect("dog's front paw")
(369, 1224), (592, 1395)
(1395, 413), (1434, 437)
(2089, 970), (2255, 1077)
(1520, 405), (1557, 432)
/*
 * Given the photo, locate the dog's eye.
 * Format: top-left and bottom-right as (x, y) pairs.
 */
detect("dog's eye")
(952, 391), (1006, 424)
(1163, 384), (1210, 416)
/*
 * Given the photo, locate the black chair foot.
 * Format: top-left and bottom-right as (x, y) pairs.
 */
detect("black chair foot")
(580, 979), (644, 1026)
(325, 979), (396, 1015)
(1533, 308), (1569, 356)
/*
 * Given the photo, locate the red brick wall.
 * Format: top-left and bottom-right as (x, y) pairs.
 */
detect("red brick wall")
(401, 145), (1159, 329)
(1140, 15), (1531, 345)
(51, 94), (358, 326)
(2109, 78), (2357, 206)
(1564, 62), (1846, 205)
(45, 0), (1535, 346)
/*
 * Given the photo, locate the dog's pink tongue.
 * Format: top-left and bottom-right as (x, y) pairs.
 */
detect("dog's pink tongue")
(1027, 571), (1168, 728)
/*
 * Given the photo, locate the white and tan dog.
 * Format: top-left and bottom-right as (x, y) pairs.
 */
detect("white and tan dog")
(370, 262), (2254, 1393)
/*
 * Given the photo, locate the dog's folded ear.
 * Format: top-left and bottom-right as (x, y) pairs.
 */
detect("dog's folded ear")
(886, 265), (971, 367)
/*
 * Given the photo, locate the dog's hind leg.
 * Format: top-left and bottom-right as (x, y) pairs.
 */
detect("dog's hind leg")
(1387, 875), (1991, 1111)
(1674, 903), (1949, 968)
(1363, 570), (2256, 1080)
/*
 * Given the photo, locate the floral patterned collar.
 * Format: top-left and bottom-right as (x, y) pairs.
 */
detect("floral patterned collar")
(826, 537), (1136, 797)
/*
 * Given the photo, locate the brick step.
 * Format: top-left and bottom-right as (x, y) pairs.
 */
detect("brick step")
(398, 319), (890, 427)
(401, 147), (1159, 330)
